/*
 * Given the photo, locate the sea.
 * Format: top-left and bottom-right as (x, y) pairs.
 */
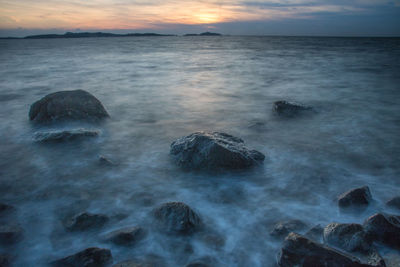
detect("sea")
(0, 36), (399, 266)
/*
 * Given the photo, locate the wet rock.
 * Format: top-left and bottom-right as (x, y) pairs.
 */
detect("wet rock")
(386, 197), (400, 210)
(363, 213), (400, 249)
(29, 90), (109, 123)
(273, 100), (313, 117)
(323, 223), (372, 253)
(103, 226), (146, 246)
(277, 232), (380, 267)
(170, 132), (265, 170)
(99, 155), (117, 167)
(64, 212), (109, 231)
(270, 219), (308, 238)
(0, 203), (14, 214)
(0, 224), (23, 245)
(338, 186), (372, 210)
(34, 129), (99, 142)
(305, 224), (324, 241)
(51, 247), (112, 267)
(154, 202), (201, 235)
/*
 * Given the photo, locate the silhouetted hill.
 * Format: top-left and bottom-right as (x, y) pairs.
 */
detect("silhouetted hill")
(184, 32), (222, 36)
(23, 32), (175, 39)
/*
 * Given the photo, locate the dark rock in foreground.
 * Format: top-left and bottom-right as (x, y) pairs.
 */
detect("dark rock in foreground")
(103, 226), (146, 246)
(34, 129), (99, 142)
(64, 212), (109, 231)
(323, 223), (372, 253)
(273, 100), (313, 117)
(29, 90), (109, 123)
(51, 247), (112, 267)
(338, 186), (372, 210)
(170, 132), (265, 170)
(154, 202), (201, 235)
(386, 196), (400, 210)
(363, 213), (400, 249)
(112, 256), (166, 267)
(270, 219), (308, 238)
(0, 224), (23, 245)
(277, 232), (380, 267)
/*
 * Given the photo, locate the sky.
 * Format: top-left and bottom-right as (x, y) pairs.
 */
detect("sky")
(0, 0), (399, 37)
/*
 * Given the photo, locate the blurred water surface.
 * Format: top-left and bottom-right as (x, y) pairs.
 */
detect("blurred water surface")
(0, 36), (400, 266)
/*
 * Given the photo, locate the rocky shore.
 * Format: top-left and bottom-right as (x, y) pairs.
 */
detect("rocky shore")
(0, 90), (399, 266)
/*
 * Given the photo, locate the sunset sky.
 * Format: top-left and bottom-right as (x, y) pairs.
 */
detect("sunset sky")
(0, 0), (399, 37)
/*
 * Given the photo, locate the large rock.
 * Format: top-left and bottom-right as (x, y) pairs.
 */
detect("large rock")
(51, 247), (112, 267)
(323, 223), (372, 253)
(270, 219), (308, 238)
(0, 224), (23, 245)
(170, 132), (265, 170)
(305, 224), (324, 242)
(386, 196), (400, 210)
(363, 213), (400, 249)
(278, 232), (381, 267)
(338, 186), (372, 210)
(34, 129), (99, 142)
(29, 90), (109, 123)
(64, 212), (109, 231)
(153, 202), (201, 235)
(103, 226), (146, 246)
(273, 101), (313, 117)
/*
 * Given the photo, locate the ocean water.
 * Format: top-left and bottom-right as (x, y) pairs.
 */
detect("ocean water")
(0, 36), (400, 266)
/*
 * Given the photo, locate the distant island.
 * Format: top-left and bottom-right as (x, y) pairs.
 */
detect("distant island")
(184, 32), (222, 36)
(0, 31), (223, 39)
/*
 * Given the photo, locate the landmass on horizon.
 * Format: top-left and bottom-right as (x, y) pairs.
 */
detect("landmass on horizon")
(0, 31), (222, 39)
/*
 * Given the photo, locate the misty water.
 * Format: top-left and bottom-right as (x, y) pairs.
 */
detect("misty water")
(0, 36), (400, 266)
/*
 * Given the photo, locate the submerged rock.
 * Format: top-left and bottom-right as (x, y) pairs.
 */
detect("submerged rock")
(277, 232), (381, 267)
(0, 224), (23, 245)
(170, 132), (265, 170)
(0, 203), (14, 215)
(338, 186), (372, 210)
(34, 129), (99, 142)
(154, 202), (201, 235)
(51, 247), (112, 267)
(64, 212), (109, 231)
(363, 213), (400, 249)
(29, 90), (109, 123)
(98, 155), (117, 167)
(270, 219), (308, 238)
(273, 100), (313, 117)
(0, 254), (11, 267)
(386, 196), (400, 210)
(103, 226), (146, 246)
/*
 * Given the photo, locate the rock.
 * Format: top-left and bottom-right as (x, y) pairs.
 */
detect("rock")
(363, 213), (400, 249)
(186, 263), (209, 267)
(34, 129), (99, 142)
(64, 212), (109, 231)
(51, 247), (112, 267)
(323, 223), (372, 253)
(99, 155), (117, 167)
(154, 202), (201, 235)
(112, 256), (165, 267)
(386, 197), (400, 210)
(103, 226), (146, 246)
(0, 224), (23, 245)
(305, 224), (324, 241)
(270, 219), (308, 238)
(29, 90), (109, 123)
(277, 232), (381, 267)
(170, 132), (265, 170)
(338, 186), (372, 210)
(273, 100), (312, 117)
